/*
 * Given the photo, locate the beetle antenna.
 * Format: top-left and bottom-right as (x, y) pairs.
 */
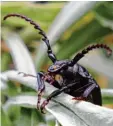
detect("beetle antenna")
(3, 13), (57, 63)
(70, 44), (112, 65)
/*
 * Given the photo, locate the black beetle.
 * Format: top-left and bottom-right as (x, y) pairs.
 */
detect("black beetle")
(4, 14), (112, 113)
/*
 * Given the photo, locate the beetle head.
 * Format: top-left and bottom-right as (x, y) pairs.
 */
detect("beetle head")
(48, 60), (70, 73)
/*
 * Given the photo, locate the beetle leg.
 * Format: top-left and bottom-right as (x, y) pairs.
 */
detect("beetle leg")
(18, 71), (45, 109)
(86, 83), (102, 106)
(40, 89), (62, 114)
(82, 82), (102, 105)
(40, 82), (79, 113)
(37, 72), (59, 110)
(73, 82), (102, 106)
(82, 83), (97, 98)
(36, 72), (45, 109)
(18, 71), (45, 108)
(72, 83), (96, 101)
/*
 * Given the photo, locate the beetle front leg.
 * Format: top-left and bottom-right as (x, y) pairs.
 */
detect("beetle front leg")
(38, 72), (60, 109)
(36, 72), (46, 109)
(40, 89), (63, 113)
(40, 82), (78, 113)
(18, 71), (45, 109)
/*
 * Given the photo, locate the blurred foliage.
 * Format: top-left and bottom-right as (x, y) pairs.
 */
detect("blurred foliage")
(1, 2), (64, 43)
(1, 1), (113, 126)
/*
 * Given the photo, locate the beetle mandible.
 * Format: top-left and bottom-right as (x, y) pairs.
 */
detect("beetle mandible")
(3, 14), (112, 113)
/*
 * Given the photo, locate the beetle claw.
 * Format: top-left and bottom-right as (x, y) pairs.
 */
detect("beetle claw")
(40, 100), (49, 114)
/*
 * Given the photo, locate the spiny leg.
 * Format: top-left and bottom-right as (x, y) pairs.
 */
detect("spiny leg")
(36, 72), (45, 109)
(18, 71), (57, 110)
(18, 71), (45, 109)
(37, 72), (58, 109)
(40, 81), (79, 113)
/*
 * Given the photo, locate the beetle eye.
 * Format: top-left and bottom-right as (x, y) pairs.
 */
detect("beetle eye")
(53, 66), (57, 69)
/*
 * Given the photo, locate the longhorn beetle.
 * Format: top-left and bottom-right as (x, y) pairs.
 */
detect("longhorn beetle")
(4, 14), (112, 113)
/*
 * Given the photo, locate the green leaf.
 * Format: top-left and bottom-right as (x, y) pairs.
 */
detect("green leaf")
(94, 2), (113, 29)
(35, 1), (97, 69)
(1, 53), (12, 72)
(1, 2), (62, 27)
(1, 108), (12, 126)
(94, 2), (113, 20)
(101, 89), (113, 104)
(57, 19), (112, 59)
(14, 108), (45, 126)
(102, 97), (113, 104)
